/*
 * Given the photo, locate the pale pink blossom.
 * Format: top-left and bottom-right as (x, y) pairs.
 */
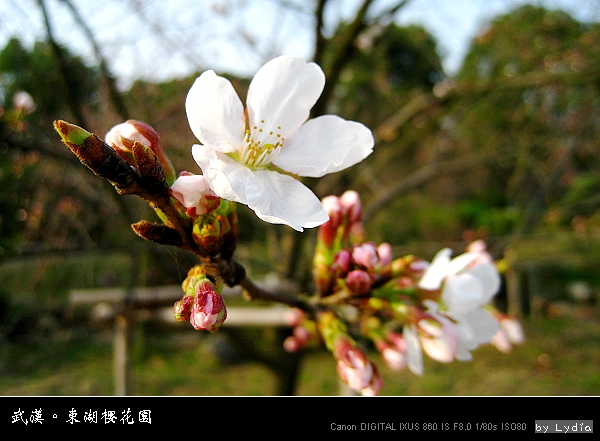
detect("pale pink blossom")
(381, 346), (406, 371)
(491, 316), (525, 353)
(170, 173), (220, 218)
(417, 308), (458, 363)
(418, 248), (501, 361)
(336, 348), (378, 392)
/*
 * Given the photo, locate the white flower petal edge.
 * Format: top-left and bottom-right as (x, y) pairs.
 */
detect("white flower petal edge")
(247, 56), (325, 139)
(186, 70), (245, 153)
(403, 325), (424, 376)
(193, 144), (328, 231)
(418, 248), (452, 290)
(273, 115), (374, 177)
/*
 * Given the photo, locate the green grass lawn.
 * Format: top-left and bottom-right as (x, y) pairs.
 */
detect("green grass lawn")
(1, 304), (599, 396)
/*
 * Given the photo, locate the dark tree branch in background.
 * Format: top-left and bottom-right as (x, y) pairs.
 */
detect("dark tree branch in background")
(311, 0), (375, 117)
(59, 0), (130, 120)
(312, 0), (412, 116)
(312, 0), (328, 67)
(37, 0), (88, 128)
(363, 152), (496, 222)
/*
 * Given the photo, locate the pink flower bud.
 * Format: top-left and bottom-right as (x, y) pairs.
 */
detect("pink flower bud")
(318, 195), (342, 248)
(105, 120), (176, 185)
(360, 367), (383, 396)
(377, 243), (393, 267)
(373, 337), (406, 371)
(345, 269), (372, 295)
(283, 336), (302, 352)
(339, 190), (362, 225)
(336, 345), (383, 395)
(331, 249), (352, 278)
(336, 348), (375, 391)
(293, 325), (310, 343)
(352, 242), (379, 270)
(190, 280), (227, 332)
(283, 308), (305, 327)
(283, 325), (311, 352)
(173, 295), (193, 322)
(170, 173), (220, 218)
(386, 331), (407, 353)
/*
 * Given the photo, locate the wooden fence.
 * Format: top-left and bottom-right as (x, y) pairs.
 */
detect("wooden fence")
(69, 283), (301, 396)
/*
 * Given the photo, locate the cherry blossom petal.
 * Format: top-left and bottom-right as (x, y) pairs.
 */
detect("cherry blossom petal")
(246, 56), (325, 138)
(442, 273), (486, 316)
(186, 71), (245, 153)
(403, 325), (423, 376)
(246, 170), (329, 231)
(192, 144), (252, 203)
(447, 252), (479, 275)
(170, 174), (215, 214)
(469, 262), (502, 303)
(466, 308), (499, 344)
(273, 115), (374, 177)
(418, 316), (458, 363)
(193, 144), (328, 231)
(418, 248), (452, 290)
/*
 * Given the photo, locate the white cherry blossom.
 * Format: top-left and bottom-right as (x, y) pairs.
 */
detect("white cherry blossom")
(418, 248), (501, 361)
(184, 55), (374, 231)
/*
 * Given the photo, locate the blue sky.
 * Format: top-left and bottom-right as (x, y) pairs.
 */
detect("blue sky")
(0, 0), (598, 89)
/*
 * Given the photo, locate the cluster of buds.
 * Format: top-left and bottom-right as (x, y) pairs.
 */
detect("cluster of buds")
(314, 190), (391, 299)
(306, 191), (524, 395)
(56, 119), (246, 331)
(104, 120), (240, 263)
(174, 264), (227, 333)
(170, 173), (238, 260)
(318, 310), (382, 395)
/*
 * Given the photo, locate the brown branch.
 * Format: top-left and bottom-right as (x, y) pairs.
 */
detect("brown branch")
(239, 276), (310, 311)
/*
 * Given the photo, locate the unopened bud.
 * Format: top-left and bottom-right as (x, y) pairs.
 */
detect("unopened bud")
(352, 242), (379, 270)
(170, 172), (220, 218)
(173, 295), (193, 322)
(318, 195), (342, 248)
(331, 249), (352, 278)
(192, 214), (231, 256)
(339, 190), (362, 225)
(345, 269), (372, 295)
(190, 280), (227, 332)
(105, 120), (176, 185)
